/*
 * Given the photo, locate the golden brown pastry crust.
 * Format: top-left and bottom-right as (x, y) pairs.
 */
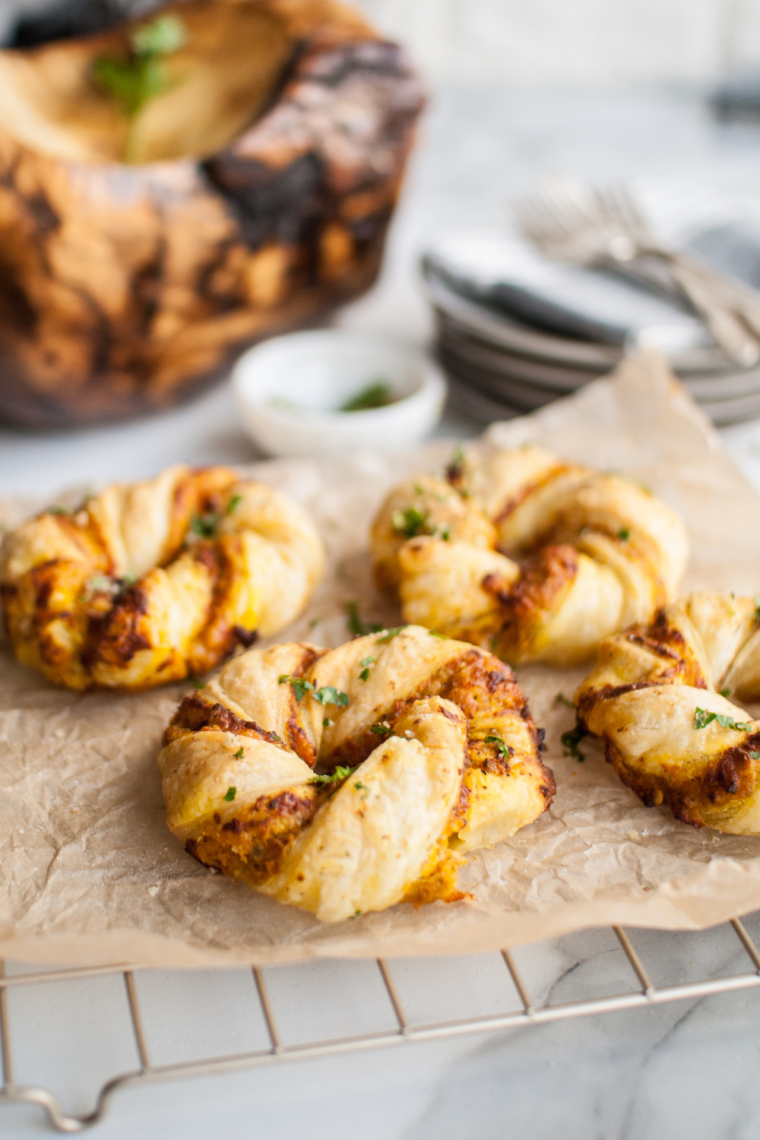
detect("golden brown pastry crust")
(158, 625), (555, 922)
(0, 464), (324, 689)
(371, 445), (689, 666)
(574, 592), (760, 833)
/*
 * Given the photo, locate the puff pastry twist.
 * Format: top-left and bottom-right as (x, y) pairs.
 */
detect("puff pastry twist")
(575, 592), (760, 833)
(158, 625), (554, 922)
(371, 445), (688, 666)
(0, 464), (324, 690)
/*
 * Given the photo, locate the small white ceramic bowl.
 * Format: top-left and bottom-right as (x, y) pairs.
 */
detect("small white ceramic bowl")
(231, 329), (446, 457)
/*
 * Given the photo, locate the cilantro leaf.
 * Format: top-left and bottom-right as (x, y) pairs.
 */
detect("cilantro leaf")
(561, 725), (587, 762)
(223, 786), (236, 802)
(484, 733), (514, 760)
(189, 511), (219, 539)
(234, 747), (244, 759)
(312, 686), (350, 708)
(345, 601), (383, 638)
(693, 707), (752, 732)
(227, 493), (242, 514)
(392, 506), (432, 539)
(278, 675), (313, 703)
(618, 527), (630, 541)
(370, 722), (392, 735)
(376, 626), (407, 643)
(310, 764), (358, 787)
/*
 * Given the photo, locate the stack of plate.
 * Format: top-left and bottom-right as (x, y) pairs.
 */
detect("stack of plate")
(423, 189), (760, 426)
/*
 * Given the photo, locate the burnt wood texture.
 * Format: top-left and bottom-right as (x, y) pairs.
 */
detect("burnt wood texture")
(0, 0), (424, 427)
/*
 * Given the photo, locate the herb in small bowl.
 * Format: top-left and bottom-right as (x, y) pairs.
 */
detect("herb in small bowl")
(340, 381), (395, 413)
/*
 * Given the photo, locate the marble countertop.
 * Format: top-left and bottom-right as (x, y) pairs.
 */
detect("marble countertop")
(5, 85), (760, 1140)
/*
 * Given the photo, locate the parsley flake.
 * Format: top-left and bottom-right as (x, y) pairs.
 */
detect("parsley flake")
(86, 574), (115, 594)
(555, 692), (575, 709)
(359, 655), (376, 681)
(370, 722), (392, 735)
(340, 381), (394, 412)
(561, 725), (587, 762)
(484, 733), (514, 760)
(429, 630), (448, 640)
(92, 13), (187, 163)
(310, 764), (358, 788)
(618, 527), (630, 541)
(392, 506), (431, 538)
(47, 505), (68, 516)
(345, 601), (383, 638)
(313, 685), (350, 708)
(223, 786), (236, 801)
(189, 511), (219, 539)
(693, 707), (752, 732)
(720, 688), (732, 698)
(227, 493), (242, 514)
(751, 752), (760, 760)
(234, 747), (244, 759)
(278, 674), (314, 703)
(376, 626), (408, 643)
(189, 677), (205, 690)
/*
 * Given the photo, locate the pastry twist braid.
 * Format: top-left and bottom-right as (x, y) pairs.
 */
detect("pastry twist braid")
(158, 625), (554, 922)
(371, 445), (688, 666)
(575, 593), (760, 833)
(1, 464), (324, 690)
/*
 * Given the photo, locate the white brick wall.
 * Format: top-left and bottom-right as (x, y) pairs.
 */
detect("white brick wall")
(353, 0), (760, 85)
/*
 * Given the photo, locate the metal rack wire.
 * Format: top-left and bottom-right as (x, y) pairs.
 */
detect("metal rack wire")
(3, 918), (760, 1134)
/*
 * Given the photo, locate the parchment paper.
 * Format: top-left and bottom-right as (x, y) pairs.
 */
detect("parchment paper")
(4, 350), (760, 968)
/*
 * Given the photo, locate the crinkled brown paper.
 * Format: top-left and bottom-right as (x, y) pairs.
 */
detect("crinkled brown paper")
(4, 351), (760, 968)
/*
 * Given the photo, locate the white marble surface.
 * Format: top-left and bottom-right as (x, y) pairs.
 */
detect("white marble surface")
(6, 86), (760, 1139)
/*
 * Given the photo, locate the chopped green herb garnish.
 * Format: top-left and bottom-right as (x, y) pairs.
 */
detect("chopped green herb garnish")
(310, 764), (358, 787)
(618, 527), (630, 541)
(323, 718), (332, 728)
(340, 381), (394, 412)
(121, 572), (137, 586)
(370, 722), (392, 735)
(561, 725), (587, 762)
(223, 786), (236, 801)
(693, 707), (752, 732)
(376, 626), (407, 643)
(190, 677), (205, 690)
(751, 751), (760, 760)
(484, 734), (514, 760)
(392, 506), (431, 538)
(720, 688), (732, 698)
(359, 669), (371, 681)
(92, 13), (187, 163)
(48, 505), (68, 515)
(555, 692), (575, 709)
(189, 511), (219, 539)
(278, 674), (314, 703)
(354, 781), (367, 791)
(359, 655), (376, 681)
(313, 685), (350, 708)
(429, 630), (448, 639)
(86, 574), (114, 593)
(440, 525), (451, 541)
(414, 484), (425, 495)
(754, 595), (760, 623)
(345, 601), (383, 638)
(234, 747), (244, 759)
(227, 494), (242, 514)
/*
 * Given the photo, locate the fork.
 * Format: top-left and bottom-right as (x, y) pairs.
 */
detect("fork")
(514, 178), (760, 366)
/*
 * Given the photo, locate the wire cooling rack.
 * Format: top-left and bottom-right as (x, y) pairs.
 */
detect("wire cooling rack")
(4, 917), (760, 1133)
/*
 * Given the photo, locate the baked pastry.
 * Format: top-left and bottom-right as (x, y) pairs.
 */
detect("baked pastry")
(158, 625), (555, 922)
(0, 465), (324, 690)
(574, 592), (760, 832)
(371, 444), (688, 666)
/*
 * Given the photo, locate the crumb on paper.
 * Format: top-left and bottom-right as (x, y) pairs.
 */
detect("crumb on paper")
(147, 884), (159, 897)
(54, 729), (65, 739)
(627, 830), (640, 841)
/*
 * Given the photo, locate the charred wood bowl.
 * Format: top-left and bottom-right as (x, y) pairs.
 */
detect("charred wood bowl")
(0, 0), (424, 427)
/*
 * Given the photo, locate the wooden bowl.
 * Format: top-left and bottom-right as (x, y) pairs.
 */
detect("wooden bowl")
(0, 0), (424, 427)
